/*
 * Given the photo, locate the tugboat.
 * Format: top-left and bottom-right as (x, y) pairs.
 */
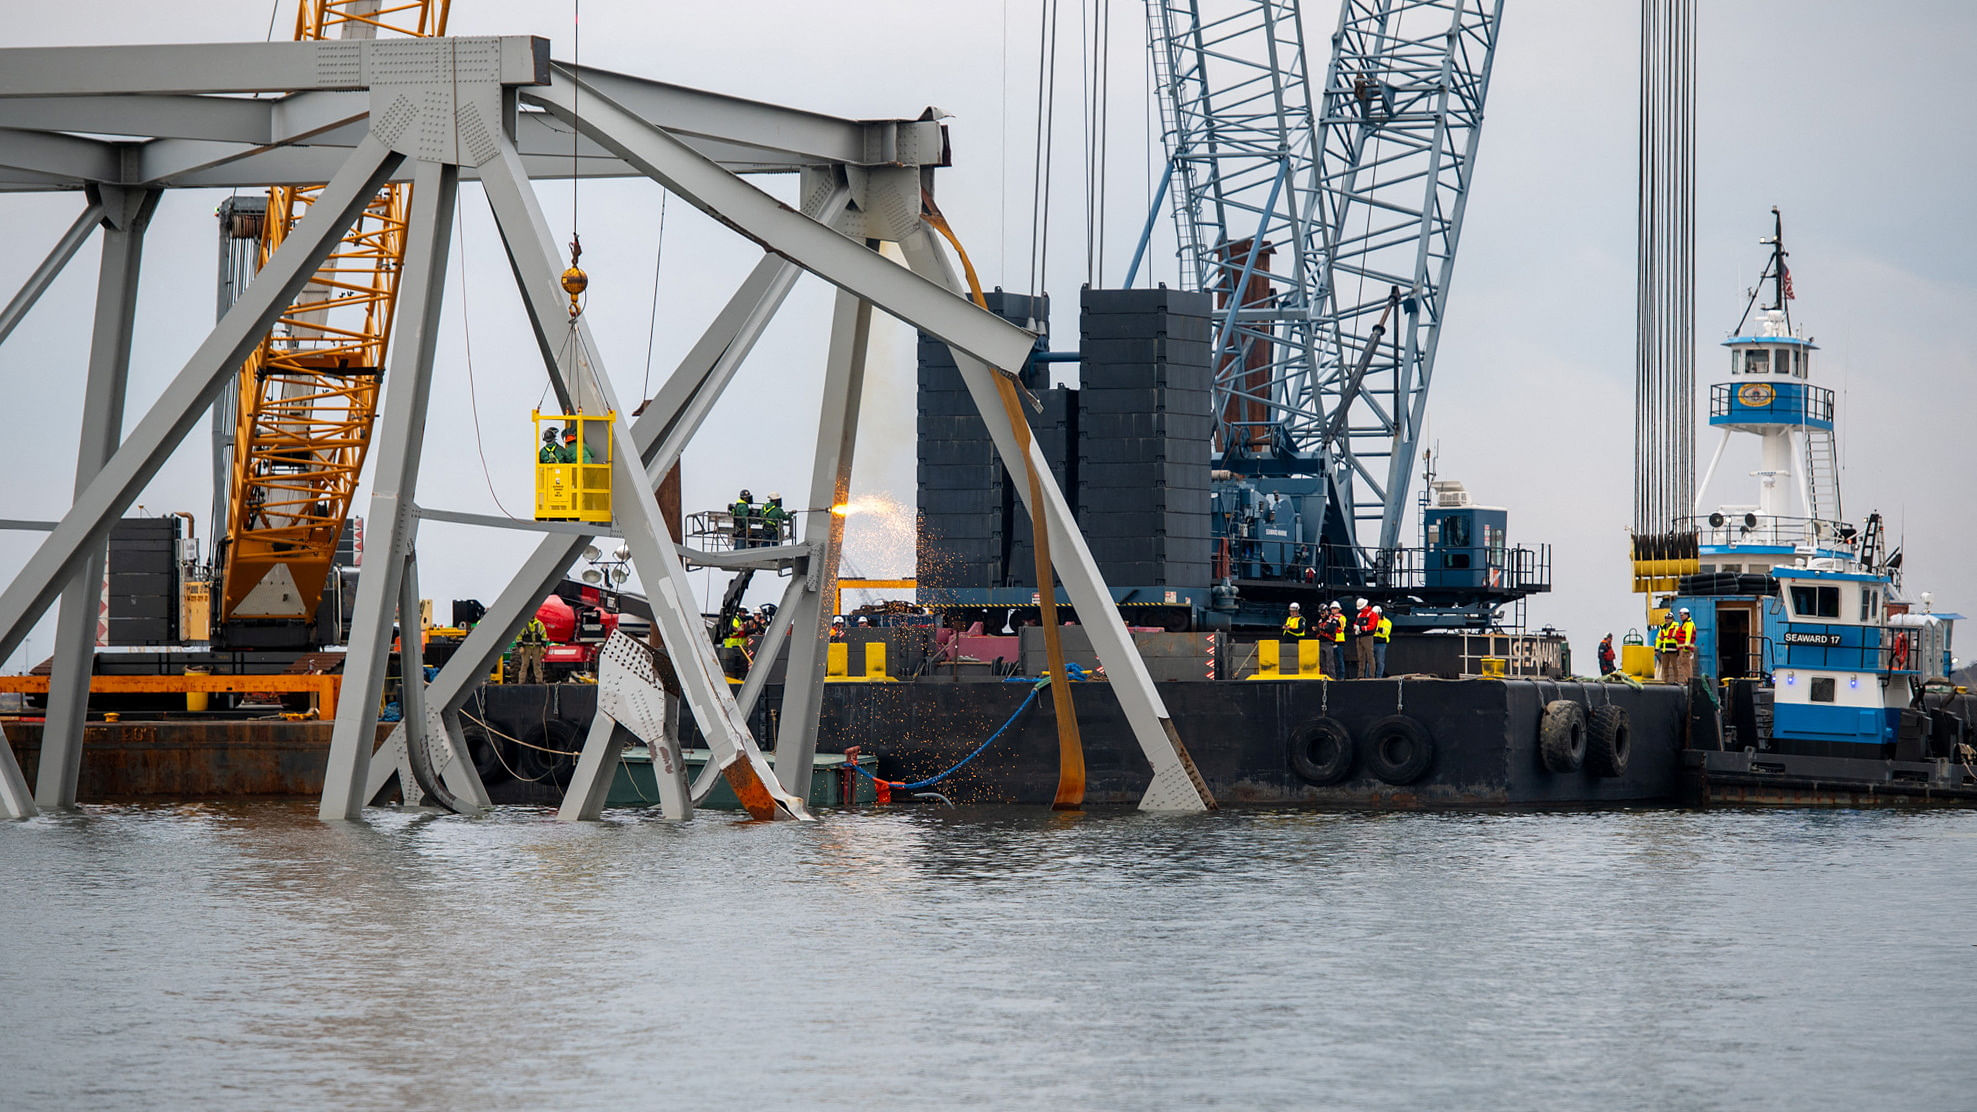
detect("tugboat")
(1668, 211), (1976, 803)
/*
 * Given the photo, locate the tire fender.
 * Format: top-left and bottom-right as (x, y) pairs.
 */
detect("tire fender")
(1587, 704), (1632, 777)
(1364, 714), (1434, 785)
(1288, 716), (1355, 785)
(1539, 699), (1588, 773)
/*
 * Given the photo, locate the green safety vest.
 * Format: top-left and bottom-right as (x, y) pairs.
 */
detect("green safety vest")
(1283, 614), (1308, 638)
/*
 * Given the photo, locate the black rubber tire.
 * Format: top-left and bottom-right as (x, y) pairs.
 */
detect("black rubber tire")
(1586, 704), (1632, 777)
(1363, 714), (1434, 785)
(1288, 717), (1355, 785)
(466, 722), (511, 787)
(1539, 699), (1588, 773)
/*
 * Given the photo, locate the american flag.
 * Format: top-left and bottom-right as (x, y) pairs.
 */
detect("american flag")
(1781, 263), (1796, 300)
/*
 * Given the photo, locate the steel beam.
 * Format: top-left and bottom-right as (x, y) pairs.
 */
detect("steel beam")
(0, 135), (401, 704)
(898, 227), (1214, 813)
(776, 287), (872, 797)
(0, 140), (400, 821)
(0, 38), (549, 98)
(0, 200), (101, 347)
(319, 159), (460, 820)
(36, 186), (160, 810)
(525, 75), (1038, 376)
(476, 138), (804, 821)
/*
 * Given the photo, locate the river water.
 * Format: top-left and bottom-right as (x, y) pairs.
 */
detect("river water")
(2, 802), (1972, 1110)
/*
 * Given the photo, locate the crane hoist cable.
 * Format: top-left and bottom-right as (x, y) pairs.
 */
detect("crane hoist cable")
(923, 194), (1086, 810)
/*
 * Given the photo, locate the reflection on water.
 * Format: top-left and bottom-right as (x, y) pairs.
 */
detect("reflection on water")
(4, 803), (1973, 1110)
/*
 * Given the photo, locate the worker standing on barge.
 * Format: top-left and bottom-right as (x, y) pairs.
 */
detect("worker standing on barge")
(1282, 602), (1308, 639)
(1373, 606), (1392, 677)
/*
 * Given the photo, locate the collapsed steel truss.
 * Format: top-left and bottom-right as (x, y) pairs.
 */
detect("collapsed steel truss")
(0, 36), (1216, 820)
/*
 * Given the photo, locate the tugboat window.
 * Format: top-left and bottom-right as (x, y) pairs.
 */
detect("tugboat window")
(1810, 677), (1836, 703)
(1743, 350), (1769, 375)
(1789, 584), (1841, 619)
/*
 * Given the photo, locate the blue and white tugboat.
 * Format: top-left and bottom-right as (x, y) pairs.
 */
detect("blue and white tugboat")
(1668, 212), (1976, 803)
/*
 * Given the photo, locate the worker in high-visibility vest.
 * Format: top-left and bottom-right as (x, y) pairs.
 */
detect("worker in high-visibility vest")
(538, 427), (562, 463)
(1671, 606), (1698, 684)
(1327, 601), (1348, 679)
(730, 489), (756, 549)
(514, 616), (550, 685)
(761, 493), (789, 544)
(1654, 613), (1680, 682)
(1373, 606), (1393, 678)
(1282, 602), (1309, 639)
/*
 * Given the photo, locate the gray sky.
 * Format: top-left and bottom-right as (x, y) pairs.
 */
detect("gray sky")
(4, 0), (1974, 673)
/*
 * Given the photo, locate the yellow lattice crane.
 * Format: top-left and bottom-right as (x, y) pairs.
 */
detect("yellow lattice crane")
(219, 0), (451, 624)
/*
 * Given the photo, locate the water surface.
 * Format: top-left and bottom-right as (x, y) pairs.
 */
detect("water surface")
(3, 803), (1972, 1109)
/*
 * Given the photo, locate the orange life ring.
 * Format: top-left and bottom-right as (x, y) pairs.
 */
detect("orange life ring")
(1891, 631), (1910, 670)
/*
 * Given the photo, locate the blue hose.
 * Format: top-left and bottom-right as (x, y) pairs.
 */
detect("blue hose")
(850, 681), (1045, 791)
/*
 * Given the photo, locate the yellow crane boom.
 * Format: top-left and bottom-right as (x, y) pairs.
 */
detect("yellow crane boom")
(220, 0), (450, 621)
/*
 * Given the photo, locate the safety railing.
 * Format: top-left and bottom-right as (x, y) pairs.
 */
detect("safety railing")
(684, 509), (811, 553)
(1682, 512), (1855, 554)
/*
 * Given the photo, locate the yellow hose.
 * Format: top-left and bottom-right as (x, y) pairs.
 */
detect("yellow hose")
(922, 205), (1085, 809)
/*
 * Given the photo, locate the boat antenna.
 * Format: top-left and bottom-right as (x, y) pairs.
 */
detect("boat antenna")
(1734, 206), (1792, 335)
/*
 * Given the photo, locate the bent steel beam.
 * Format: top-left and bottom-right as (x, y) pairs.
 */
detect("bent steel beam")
(897, 227), (1215, 813)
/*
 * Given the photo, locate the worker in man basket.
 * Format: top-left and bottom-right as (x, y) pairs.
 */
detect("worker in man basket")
(538, 427), (562, 463)
(558, 426), (597, 464)
(1672, 607), (1698, 684)
(514, 614), (551, 685)
(1282, 601), (1309, 640)
(1598, 632), (1617, 676)
(729, 489), (756, 549)
(1351, 597), (1378, 679)
(761, 492), (790, 544)
(1373, 606), (1393, 677)
(830, 616), (846, 641)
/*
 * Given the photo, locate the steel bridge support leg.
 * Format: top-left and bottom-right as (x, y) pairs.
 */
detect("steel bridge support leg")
(897, 227), (1215, 813)
(0, 198), (103, 349)
(774, 287), (872, 799)
(0, 138), (402, 822)
(318, 160), (459, 820)
(36, 187), (161, 810)
(477, 139), (805, 821)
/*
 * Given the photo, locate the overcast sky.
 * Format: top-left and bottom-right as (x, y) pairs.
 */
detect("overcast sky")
(4, 0), (1974, 673)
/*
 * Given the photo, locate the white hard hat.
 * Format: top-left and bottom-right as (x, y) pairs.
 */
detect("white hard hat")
(1680, 607), (1691, 614)
(1288, 602), (1300, 610)
(1356, 597), (1368, 608)
(1372, 606), (1383, 614)
(1330, 601), (1343, 610)
(769, 491), (782, 501)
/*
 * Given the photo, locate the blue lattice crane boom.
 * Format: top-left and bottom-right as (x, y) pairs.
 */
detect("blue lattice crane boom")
(1143, 0), (1504, 575)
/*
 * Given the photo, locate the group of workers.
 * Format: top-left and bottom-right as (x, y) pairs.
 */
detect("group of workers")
(537, 425), (598, 463)
(728, 488), (790, 548)
(1281, 598), (1392, 678)
(1593, 608), (1698, 682)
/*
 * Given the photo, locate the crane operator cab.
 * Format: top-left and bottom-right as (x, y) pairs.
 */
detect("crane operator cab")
(533, 410), (614, 523)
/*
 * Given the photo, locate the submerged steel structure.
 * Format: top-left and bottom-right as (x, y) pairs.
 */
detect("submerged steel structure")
(1142, 0), (1503, 565)
(0, 36), (1216, 820)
